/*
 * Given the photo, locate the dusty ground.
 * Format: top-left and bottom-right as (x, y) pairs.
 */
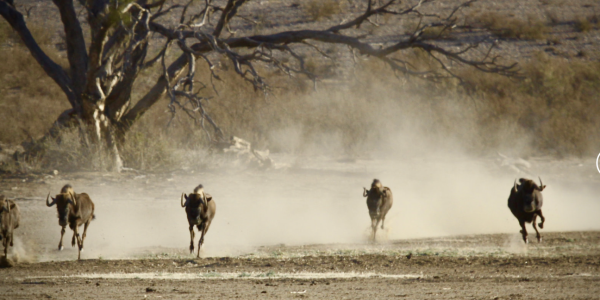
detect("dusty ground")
(0, 155), (599, 299)
(0, 231), (599, 299)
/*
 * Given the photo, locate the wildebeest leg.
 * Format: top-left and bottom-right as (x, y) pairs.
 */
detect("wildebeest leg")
(532, 215), (542, 243)
(73, 225), (82, 260)
(3, 237), (7, 258)
(58, 226), (66, 250)
(371, 217), (380, 242)
(80, 220), (91, 251)
(71, 230), (76, 248)
(189, 225), (195, 254)
(381, 214), (387, 230)
(537, 210), (545, 229)
(197, 221), (211, 258)
(519, 220), (528, 243)
(370, 218), (376, 241)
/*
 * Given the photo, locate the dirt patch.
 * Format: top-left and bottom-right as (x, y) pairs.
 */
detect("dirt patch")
(0, 231), (598, 299)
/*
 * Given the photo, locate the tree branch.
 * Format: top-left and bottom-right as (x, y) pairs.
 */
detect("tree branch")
(52, 0), (89, 99)
(213, 0), (249, 38)
(0, 0), (79, 109)
(118, 53), (189, 132)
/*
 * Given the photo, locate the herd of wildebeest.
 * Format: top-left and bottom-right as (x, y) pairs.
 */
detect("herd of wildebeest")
(0, 177), (547, 261)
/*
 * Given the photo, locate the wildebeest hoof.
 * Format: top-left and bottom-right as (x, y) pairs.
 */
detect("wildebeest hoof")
(538, 222), (544, 229)
(537, 237), (542, 243)
(59, 246), (64, 251)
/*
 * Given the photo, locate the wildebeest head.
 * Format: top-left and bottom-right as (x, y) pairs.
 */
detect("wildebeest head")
(181, 185), (213, 208)
(364, 179), (386, 197)
(513, 177), (546, 213)
(47, 191), (77, 227)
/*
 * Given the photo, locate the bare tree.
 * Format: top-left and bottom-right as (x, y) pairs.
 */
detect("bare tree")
(0, 0), (517, 171)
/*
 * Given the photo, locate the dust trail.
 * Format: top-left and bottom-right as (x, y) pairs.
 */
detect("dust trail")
(503, 233), (528, 254)
(18, 154), (600, 262)
(10, 82), (600, 261)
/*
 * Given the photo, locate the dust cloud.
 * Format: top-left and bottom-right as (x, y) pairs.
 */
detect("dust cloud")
(12, 83), (600, 262)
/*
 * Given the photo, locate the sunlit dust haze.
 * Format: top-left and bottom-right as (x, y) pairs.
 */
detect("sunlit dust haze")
(12, 79), (600, 262)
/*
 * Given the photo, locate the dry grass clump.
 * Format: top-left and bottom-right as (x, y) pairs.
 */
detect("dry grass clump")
(119, 123), (183, 171)
(544, 10), (561, 26)
(304, 0), (344, 21)
(3, 123), (187, 173)
(421, 26), (453, 39)
(473, 13), (549, 40)
(574, 15), (598, 32)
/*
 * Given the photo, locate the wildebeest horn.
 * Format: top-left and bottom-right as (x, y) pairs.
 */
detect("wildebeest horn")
(513, 180), (518, 193)
(538, 176), (546, 191)
(46, 193), (55, 207)
(69, 191), (77, 206)
(363, 187), (368, 197)
(181, 193), (186, 207)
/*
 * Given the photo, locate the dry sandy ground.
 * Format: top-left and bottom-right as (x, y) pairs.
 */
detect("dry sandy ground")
(0, 154), (599, 299)
(0, 231), (599, 299)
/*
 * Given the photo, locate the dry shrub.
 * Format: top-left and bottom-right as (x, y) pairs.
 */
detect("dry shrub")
(4, 124), (186, 173)
(304, 0), (344, 21)
(574, 18), (593, 32)
(304, 57), (337, 78)
(473, 13), (548, 40)
(4, 127), (110, 173)
(545, 10), (561, 25)
(421, 26), (452, 39)
(119, 122), (182, 171)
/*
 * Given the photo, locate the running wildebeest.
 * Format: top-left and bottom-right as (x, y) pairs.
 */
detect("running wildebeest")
(363, 179), (393, 241)
(508, 177), (546, 243)
(0, 195), (20, 259)
(46, 184), (95, 260)
(181, 184), (216, 258)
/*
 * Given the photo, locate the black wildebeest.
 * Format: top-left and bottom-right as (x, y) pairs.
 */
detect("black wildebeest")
(363, 179), (393, 241)
(46, 184), (95, 260)
(0, 195), (20, 259)
(181, 184), (216, 258)
(508, 177), (546, 243)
